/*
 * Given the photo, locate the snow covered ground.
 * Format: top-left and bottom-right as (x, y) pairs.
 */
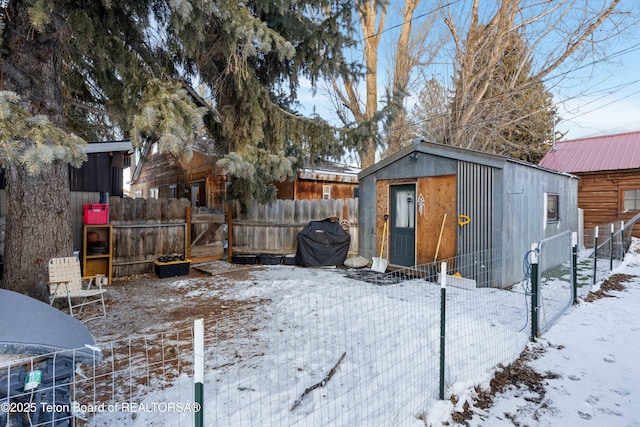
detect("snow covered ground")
(448, 253), (640, 427)
(87, 241), (640, 426)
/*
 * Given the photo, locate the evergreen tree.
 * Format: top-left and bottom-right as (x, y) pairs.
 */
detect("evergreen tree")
(0, 0), (355, 299)
(409, 78), (449, 145)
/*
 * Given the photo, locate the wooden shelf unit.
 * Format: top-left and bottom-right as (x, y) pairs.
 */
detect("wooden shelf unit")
(82, 224), (113, 285)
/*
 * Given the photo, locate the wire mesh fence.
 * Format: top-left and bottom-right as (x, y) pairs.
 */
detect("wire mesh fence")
(585, 213), (640, 286)
(0, 326), (197, 427)
(2, 223), (639, 426)
(537, 231), (574, 334)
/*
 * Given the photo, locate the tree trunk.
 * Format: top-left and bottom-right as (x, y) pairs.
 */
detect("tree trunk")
(4, 164), (73, 300)
(2, 3), (74, 301)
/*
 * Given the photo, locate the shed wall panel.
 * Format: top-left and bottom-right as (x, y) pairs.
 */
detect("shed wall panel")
(456, 162), (496, 286)
(501, 162), (578, 286)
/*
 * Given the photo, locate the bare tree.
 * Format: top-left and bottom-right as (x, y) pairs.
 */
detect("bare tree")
(326, 0), (443, 168)
(443, 0), (630, 150)
(383, 5), (444, 155)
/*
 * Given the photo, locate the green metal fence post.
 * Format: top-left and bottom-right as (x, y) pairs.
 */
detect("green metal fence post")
(530, 244), (539, 341)
(439, 261), (447, 401)
(620, 221), (625, 259)
(194, 319), (204, 427)
(609, 223), (614, 271)
(572, 232), (578, 305)
(593, 226), (599, 286)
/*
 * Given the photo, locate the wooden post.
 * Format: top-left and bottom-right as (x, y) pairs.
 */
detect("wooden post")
(186, 206), (192, 260)
(227, 204), (233, 261)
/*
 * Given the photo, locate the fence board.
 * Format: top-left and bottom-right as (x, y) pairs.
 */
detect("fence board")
(233, 198), (358, 255)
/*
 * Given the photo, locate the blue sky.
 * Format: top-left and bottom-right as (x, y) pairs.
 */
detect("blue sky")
(554, 42), (640, 139)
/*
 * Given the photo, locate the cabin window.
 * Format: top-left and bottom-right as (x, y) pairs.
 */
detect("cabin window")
(546, 193), (559, 222)
(134, 190), (142, 198)
(322, 185), (331, 200)
(623, 189), (640, 211)
(150, 188), (159, 199)
(169, 185), (177, 199)
(151, 142), (159, 155)
(191, 184), (201, 207)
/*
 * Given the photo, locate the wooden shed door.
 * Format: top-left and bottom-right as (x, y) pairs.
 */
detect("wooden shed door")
(416, 175), (457, 263)
(389, 184), (416, 266)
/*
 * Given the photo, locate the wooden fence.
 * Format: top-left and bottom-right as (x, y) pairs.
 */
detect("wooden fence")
(0, 191), (358, 277)
(232, 198), (358, 255)
(109, 197), (192, 277)
(109, 197), (358, 276)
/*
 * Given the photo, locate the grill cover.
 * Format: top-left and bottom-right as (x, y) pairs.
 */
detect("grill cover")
(295, 219), (351, 267)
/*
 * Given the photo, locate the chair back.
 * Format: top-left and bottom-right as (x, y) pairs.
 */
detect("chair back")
(48, 257), (83, 296)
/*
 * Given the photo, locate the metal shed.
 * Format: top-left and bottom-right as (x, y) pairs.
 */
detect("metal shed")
(358, 141), (578, 288)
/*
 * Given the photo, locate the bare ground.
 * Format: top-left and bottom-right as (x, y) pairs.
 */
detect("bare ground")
(82, 262), (267, 343)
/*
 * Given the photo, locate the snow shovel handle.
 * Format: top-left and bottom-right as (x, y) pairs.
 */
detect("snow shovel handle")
(434, 214), (447, 263)
(380, 215), (389, 258)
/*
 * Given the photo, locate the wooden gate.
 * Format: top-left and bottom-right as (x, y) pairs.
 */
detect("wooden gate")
(187, 207), (227, 262)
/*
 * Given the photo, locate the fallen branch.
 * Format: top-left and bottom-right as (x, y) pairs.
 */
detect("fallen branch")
(290, 351), (347, 412)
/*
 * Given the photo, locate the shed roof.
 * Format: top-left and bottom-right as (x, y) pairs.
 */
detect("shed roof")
(359, 140), (571, 180)
(84, 140), (133, 154)
(539, 131), (640, 173)
(299, 161), (360, 183)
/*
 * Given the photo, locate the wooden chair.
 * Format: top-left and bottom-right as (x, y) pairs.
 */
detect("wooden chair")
(47, 257), (107, 321)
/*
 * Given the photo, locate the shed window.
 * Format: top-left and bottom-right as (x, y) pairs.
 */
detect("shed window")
(150, 188), (159, 199)
(623, 189), (640, 211)
(322, 185), (331, 200)
(169, 185), (177, 199)
(546, 194), (559, 222)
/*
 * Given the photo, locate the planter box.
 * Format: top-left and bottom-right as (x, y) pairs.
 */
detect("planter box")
(154, 260), (191, 278)
(232, 254), (256, 265)
(282, 254), (296, 265)
(258, 254), (282, 265)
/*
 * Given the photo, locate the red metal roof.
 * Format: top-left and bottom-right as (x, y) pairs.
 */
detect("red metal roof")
(539, 131), (640, 173)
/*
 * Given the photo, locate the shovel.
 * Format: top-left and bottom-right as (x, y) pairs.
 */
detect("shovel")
(427, 214), (447, 282)
(434, 214), (447, 263)
(371, 214), (389, 273)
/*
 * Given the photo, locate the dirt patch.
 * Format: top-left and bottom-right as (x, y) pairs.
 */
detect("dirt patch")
(84, 263), (266, 342)
(449, 343), (561, 425)
(583, 273), (634, 302)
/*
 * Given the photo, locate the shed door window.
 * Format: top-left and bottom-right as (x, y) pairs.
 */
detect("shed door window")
(546, 194), (559, 222)
(395, 189), (415, 228)
(623, 189), (640, 211)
